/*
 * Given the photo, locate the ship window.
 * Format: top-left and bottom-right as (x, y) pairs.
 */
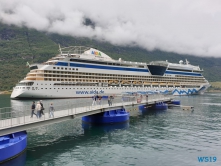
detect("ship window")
(53, 67), (56, 69)
(76, 68), (78, 71)
(57, 67), (60, 69)
(61, 67), (63, 70)
(65, 68), (67, 70)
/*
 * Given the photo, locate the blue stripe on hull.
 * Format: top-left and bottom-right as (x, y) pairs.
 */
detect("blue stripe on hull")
(55, 62), (202, 76)
(165, 70), (202, 76)
(56, 62), (149, 73)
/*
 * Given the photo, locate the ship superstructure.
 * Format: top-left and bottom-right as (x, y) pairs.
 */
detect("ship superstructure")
(11, 46), (210, 99)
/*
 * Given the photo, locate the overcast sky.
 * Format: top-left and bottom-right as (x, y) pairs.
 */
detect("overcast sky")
(0, 0), (221, 57)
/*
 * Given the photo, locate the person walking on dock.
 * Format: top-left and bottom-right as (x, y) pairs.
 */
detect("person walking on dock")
(98, 96), (102, 105)
(92, 95), (97, 106)
(40, 100), (45, 117)
(30, 101), (37, 118)
(146, 93), (148, 104)
(36, 101), (41, 118)
(49, 103), (55, 118)
(108, 95), (114, 106)
(108, 96), (111, 106)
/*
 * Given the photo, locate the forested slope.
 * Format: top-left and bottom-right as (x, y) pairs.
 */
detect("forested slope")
(0, 23), (220, 90)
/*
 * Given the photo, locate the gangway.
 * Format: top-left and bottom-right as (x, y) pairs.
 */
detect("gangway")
(0, 94), (173, 136)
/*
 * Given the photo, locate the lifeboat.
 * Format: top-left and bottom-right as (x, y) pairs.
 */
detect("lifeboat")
(133, 81), (142, 85)
(143, 82), (151, 85)
(121, 80), (130, 85)
(160, 82), (167, 87)
(109, 80), (119, 85)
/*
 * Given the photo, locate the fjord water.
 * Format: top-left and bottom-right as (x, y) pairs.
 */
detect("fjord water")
(1, 93), (221, 166)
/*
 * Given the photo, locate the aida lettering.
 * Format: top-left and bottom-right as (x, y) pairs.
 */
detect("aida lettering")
(91, 51), (101, 56)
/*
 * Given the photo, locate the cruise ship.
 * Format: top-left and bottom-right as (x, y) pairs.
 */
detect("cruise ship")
(11, 46), (210, 99)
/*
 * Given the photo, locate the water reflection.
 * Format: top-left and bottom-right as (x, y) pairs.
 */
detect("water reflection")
(140, 108), (167, 115)
(0, 94), (11, 108)
(25, 121), (129, 166)
(82, 122), (129, 133)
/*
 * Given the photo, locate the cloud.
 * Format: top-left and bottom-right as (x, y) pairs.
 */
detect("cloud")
(0, 0), (221, 57)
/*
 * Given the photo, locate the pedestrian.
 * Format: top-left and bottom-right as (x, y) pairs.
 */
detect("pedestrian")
(30, 101), (37, 118)
(96, 94), (99, 105)
(98, 96), (102, 105)
(92, 95), (97, 105)
(40, 100), (45, 117)
(49, 103), (55, 118)
(146, 93), (148, 103)
(110, 95), (114, 106)
(36, 101), (41, 118)
(108, 96), (111, 106)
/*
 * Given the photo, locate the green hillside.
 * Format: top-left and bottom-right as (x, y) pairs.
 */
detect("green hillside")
(0, 23), (220, 91)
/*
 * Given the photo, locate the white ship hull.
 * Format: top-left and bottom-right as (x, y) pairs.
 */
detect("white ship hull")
(11, 81), (210, 99)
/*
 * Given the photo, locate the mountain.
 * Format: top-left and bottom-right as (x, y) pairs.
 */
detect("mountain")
(0, 23), (220, 91)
